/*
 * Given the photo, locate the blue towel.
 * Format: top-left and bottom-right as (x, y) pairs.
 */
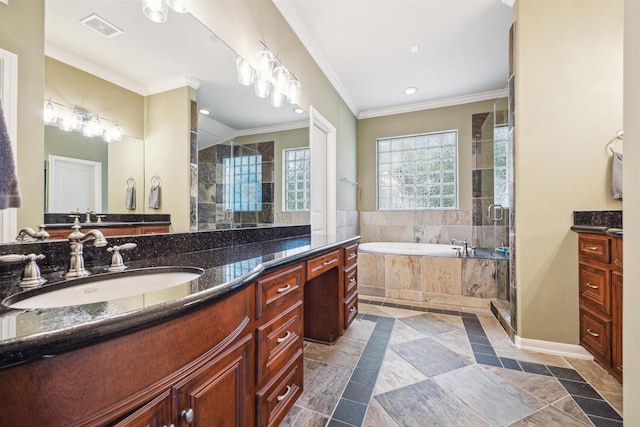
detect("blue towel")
(0, 101), (21, 209)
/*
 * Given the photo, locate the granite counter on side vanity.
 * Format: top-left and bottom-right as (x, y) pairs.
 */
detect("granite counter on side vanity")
(0, 225), (357, 369)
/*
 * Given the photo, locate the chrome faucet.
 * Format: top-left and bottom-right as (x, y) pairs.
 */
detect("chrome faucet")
(451, 238), (472, 257)
(65, 224), (108, 278)
(16, 225), (50, 241)
(225, 208), (234, 228)
(85, 209), (96, 223)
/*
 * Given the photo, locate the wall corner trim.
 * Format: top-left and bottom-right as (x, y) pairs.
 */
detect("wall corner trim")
(514, 336), (594, 360)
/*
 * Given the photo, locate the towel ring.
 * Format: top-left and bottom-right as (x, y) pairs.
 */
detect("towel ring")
(606, 129), (623, 154)
(127, 177), (135, 188)
(151, 174), (162, 186)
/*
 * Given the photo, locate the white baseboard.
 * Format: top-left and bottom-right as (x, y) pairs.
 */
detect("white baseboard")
(515, 336), (594, 360)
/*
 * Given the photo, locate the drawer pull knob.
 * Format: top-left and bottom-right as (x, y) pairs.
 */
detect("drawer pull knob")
(350, 306), (356, 313)
(181, 408), (194, 424)
(276, 283), (291, 293)
(614, 259), (623, 267)
(277, 385), (292, 402)
(348, 253), (357, 260)
(586, 328), (600, 338)
(585, 282), (599, 289)
(277, 330), (292, 343)
(587, 246), (599, 251)
(324, 259), (337, 266)
(350, 278), (356, 285)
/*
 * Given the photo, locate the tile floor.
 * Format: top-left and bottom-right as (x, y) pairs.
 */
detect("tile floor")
(280, 298), (623, 427)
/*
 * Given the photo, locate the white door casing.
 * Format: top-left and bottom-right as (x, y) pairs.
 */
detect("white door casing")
(0, 48), (18, 243)
(309, 107), (336, 236)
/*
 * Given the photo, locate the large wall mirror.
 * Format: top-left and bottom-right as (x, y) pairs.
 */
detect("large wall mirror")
(28, 0), (309, 241)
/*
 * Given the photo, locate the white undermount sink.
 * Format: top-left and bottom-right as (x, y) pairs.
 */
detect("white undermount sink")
(3, 266), (204, 310)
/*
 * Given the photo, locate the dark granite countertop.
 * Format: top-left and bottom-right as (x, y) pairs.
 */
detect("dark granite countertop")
(45, 221), (172, 230)
(0, 234), (359, 370)
(571, 210), (623, 237)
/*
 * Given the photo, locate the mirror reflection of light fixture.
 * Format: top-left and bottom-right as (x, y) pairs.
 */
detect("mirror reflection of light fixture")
(236, 57), (255, 86)
(43, 99), (124, 142)
(142, 0), (168, 23)
(166, 0), (191, 13)
(236, 43), (302, 109)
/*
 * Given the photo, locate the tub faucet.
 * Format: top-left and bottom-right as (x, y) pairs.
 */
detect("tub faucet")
(16, 225), (50, 241)
(65, 224), (108, 278)
(451, 238), (471, 257)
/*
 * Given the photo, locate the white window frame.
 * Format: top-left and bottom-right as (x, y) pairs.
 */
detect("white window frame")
(282, 147), (310, 212)
(376, 130), (459, 210)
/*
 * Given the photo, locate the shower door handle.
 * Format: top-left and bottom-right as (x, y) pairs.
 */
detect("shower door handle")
(488, 204), (504, 222)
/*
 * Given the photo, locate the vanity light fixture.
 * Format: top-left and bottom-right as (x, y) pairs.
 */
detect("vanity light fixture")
(142, 0), (190, 23)
(43, 99), (124, 143)
(236, 43), (302, 109)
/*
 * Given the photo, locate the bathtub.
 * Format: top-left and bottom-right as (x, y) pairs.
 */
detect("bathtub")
(358, 242), (463, 256)
(357, 241), (505, 311)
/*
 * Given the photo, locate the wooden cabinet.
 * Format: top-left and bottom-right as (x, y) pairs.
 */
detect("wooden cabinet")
(255, 263), (305, 427)
(46, 224), (170, 240)
(577, 233), (622, 381)
(343, 242), (359, 331)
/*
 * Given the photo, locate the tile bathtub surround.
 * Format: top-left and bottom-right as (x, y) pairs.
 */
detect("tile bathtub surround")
(283, 301), (622, 427)
(358, 252), (504, 310)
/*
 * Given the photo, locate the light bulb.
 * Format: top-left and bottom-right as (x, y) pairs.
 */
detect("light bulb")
(142, 0), (168, 23)
(271, 91), (285, 108)
(70, 111), (83, 131)
(58, 118), (72, 132)
(287, 80), (301, 105)
(44, 99), (57, 124)
(236, 57), (255, 86)
(112, 121), (123, 141)
(254, 78), (271, 98)
(167, 0), (190, 13)
(273, 65), (290, 94)
(256, 49), (274, 80)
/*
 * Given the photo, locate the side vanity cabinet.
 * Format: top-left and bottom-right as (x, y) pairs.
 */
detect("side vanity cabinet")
(577, 233), (622, 382)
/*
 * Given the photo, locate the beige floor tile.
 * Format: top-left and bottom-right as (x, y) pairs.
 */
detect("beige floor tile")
(358, 303), (389, 316)
(362, 397), (401, 427)
(550, 396), (594, 425)
(432, 313), (465, 328)
(304, 336), (367, 369)
(373, 348), (429, 395)
(279, 405), (328, 427)
(599, 391), (623, 417)
(493, 347), (573, 368)
(507, 405), (591, 426)
(430, 329), (475, 362)
(342, 317), (377, 342)
(388, 319), (427, 346)
(376, 304), (422, 318)
(482, 365), (568, 403)
(567, 358), (622, 395)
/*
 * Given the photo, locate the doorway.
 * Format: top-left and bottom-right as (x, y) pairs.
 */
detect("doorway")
(309, 107), (336, 236)
(48, 155), (102, 213)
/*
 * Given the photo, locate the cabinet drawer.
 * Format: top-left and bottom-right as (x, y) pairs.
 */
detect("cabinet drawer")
(344, 291), (358, 329)
(256, 301), (303, 384)
(580, 308), (612, 365)
(578, 234), (610, 263)
(343, 242), (358, 267)
(307, 250), (341, 280)
(256, 263), (304, 319)
(256, 349), (303, 427)
(344, 263), (357, 299)
(579, 263), (611, 314)
(613, 237), (623, 271)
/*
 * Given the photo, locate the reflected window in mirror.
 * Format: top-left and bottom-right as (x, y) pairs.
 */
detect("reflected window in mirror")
(284, 147), (310, 211)
(223, 153), (262, 212)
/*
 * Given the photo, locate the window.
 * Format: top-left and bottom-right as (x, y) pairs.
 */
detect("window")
(283, 147), (310, 211)
(222, 154), (262, 211)
(377, 130), (457, 210)
(493, 125), (510, 208)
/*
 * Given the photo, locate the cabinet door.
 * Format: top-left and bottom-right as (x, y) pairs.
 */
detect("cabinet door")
(173, 334), (253, 427)
(113, 390), (172, 427)
(612, 271), (623, 381)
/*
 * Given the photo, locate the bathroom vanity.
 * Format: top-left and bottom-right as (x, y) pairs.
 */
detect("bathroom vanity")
(0, 231), (359, 426)
(572, 211), (623, 382)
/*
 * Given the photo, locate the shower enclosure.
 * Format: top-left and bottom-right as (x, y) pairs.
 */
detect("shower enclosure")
(474, 88), (516, 336)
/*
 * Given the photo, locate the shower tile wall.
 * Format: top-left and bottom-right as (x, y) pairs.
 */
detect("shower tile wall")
(197, 140), (275, 229)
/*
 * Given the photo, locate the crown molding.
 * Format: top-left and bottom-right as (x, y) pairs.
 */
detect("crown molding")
(358, 89), (506, 119)
(235, 120), (309, 137)
(272, 0), (360, 117)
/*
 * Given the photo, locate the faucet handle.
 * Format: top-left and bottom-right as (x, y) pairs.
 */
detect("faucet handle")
(68, 214), (80, 225)
(0, 253), (47, 289)
(96, 215), (106, 224)
(106, 243), (137, 271)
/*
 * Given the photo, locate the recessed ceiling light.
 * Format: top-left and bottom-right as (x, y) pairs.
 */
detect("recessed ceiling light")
(199, 108), (210, 115)
(403, 87), (418, 95)
(293, 107), (304, 114)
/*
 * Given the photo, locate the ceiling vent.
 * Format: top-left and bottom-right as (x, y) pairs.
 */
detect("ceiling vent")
(80, 14), (123, 38)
